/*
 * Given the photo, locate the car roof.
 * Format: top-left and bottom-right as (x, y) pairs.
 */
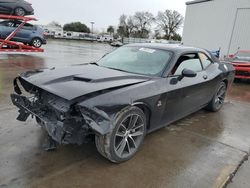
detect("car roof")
(125, 43), (204, 53)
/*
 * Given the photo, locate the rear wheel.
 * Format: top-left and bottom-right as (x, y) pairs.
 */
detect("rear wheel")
(95, 106), (146, 163)
(31, 38), (42, 48)
(206, 82), (227, 112)
(14, 7), (25, 16)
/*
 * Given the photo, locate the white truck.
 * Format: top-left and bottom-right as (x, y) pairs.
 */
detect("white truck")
(97, 35), (113, 42)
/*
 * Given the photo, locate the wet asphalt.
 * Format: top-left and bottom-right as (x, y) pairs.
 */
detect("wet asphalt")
(0, 40), (250, 188)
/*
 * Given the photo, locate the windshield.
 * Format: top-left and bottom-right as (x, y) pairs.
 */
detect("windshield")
(235, 51), (250, 61)
(97, 46), (172, 76)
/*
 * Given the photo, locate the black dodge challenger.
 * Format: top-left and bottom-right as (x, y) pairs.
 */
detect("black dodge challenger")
(11, 44), (235, 163)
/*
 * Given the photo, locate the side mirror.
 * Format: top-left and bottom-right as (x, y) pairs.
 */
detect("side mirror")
(178, 68), (197, 81)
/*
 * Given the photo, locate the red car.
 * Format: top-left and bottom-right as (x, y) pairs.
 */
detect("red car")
(229, 50), (250, 80)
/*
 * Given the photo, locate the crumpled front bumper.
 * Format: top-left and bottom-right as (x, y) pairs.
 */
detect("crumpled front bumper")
(11, 94), (89, 145)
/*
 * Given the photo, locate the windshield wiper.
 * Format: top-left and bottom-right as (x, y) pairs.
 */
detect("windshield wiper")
(105, 67), (130, 73)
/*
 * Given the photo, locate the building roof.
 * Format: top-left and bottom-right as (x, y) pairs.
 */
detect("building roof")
(186, 0), (213, 5)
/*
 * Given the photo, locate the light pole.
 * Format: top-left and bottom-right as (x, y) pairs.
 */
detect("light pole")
(90, 22), (95, 34)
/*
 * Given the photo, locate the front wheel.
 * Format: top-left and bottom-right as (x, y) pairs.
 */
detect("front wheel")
(95, 106), (147, 163)
(31, 38), (42, 48)
(205, 82), (227, 112)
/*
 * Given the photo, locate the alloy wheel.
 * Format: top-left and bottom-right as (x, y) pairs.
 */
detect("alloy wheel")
(214, 84), (226, 109)
(15, 8), (25, 16)
(114, 114), (145, 158)
(33, 39), (42, 48)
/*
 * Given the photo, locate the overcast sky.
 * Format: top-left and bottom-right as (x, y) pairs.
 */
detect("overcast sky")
(28, 0), (188, 32)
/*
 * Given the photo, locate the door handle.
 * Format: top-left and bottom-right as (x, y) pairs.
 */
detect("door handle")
(203, 75), (208, 80)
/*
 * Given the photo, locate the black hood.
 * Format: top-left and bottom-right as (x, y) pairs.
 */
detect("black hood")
(20, 64), (151, 100)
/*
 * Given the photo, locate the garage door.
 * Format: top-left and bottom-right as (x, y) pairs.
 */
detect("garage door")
(229, 8), (250, 54)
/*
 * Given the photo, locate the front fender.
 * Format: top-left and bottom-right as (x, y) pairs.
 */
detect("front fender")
(78, 106), (115, 135)
(78, 102), (150, 135)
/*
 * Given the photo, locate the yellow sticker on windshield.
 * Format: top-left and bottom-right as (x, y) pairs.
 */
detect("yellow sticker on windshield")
(139, 48), (156, 53)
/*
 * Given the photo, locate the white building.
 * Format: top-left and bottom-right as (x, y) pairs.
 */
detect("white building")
(182, 0), (250, 57)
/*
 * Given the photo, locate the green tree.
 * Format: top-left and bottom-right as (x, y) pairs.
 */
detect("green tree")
(171, 32), (182, 41)
(63, 22), (90, 33)
(107, 26), (115, 35)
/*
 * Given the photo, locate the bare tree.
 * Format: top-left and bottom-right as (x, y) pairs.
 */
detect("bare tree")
(48, 21), (62, 28)
(133, 11), (154, 38)
(157, 10), (184, 40)
(127, 16), (136, 36)
(117, 12), (154, 38)
(117, 14), (135, 37)
(119, 14), (127, 27)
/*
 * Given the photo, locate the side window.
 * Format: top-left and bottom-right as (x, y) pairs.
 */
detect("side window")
(199, 53), (212, 69)
(0, 21), (7, 26)
(171, 53), (202, 75)
(11, 21), (34, 30)
(22, 25), (33, 30)
(6, 21), (15, 27)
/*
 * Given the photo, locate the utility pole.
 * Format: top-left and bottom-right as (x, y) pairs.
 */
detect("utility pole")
(90, 22), (95, 34)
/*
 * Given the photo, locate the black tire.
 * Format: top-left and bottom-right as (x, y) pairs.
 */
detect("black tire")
(205, 82), (227, 112)
(14, 7), (26, 16)
(31, 38), (42, 48)
(95, 106), (147, 163)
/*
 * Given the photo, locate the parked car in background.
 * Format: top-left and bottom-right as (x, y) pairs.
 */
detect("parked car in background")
(110, 41), (123, 47)
(11, 44), (235, 163)
(97, 34), (113, 42)
(0, 0), (34, 16)
(228, 50), (250, 80)
(0, 20), (46, 48)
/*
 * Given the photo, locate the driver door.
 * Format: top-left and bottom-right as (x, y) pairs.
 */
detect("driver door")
(161, 53), (208, 125)
(14, 22), (34, 42)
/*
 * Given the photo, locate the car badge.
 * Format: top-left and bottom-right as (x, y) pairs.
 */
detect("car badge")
(157, 100), (162, 107)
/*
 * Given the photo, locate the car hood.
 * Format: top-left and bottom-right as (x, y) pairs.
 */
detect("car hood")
(20, 64), (151, 101)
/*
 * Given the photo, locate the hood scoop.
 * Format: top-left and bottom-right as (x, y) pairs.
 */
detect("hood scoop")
(73, 76), (92, 82)
(73, 74), (147, 83)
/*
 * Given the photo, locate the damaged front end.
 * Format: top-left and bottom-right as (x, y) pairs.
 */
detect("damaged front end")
(11, 77), (113, 148)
